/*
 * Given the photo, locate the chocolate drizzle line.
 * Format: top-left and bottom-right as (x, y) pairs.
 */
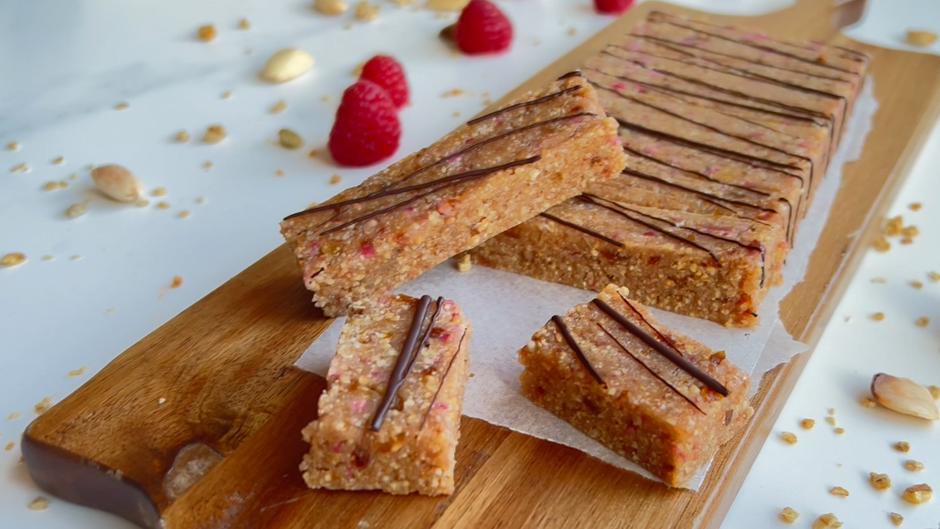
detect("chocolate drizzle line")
(418, 328), (468, 431)
(552, 315), (605, 385)
(467, 85), (582, 126)
(370, 295), (441, 432)
(591, 297), (729, 396)
(540, 212), (623, 248)
(557, 70), (584, 80)
(596, 323), (706, 414)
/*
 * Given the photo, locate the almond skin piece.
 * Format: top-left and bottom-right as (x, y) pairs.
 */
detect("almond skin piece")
(91, 164), (142, 203)
(871, 373), (939, 420)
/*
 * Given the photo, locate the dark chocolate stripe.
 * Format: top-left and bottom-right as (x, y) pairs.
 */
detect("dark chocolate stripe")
(579, 193), (719, 264)
(591, 298), (729, 396)
(552, 315), (605, 385)
(631, 32), (854, 83)
(621, 145), (775, 196)
(648, 14), (859, 75)
(371, 295), (436, 431)
(319, 156), (542, 235)
(595, 323), (706, 414)
(418, 326), (467, 430)
(539, 212), (622, 248)
(468, 85), (582, 125)
(557, 70), (584, 80)
(621, 167), (773, 217)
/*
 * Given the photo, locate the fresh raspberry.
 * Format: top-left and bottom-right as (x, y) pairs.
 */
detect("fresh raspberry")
(359, 55), (409, 109)
(455, 0), (513, 55)
(594, 0), (634, 14)
(328, 80), (401, 167)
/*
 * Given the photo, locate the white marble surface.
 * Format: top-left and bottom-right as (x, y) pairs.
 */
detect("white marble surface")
(0, 1), (937, 528)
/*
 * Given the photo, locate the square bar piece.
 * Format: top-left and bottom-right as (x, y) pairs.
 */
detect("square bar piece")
(519, 284), (752, 487)
(301, 294), (471, 496)
(281, 73), (626, 316)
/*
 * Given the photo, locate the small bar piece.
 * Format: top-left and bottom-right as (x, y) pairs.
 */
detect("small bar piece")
(281, 74), (626, 316)
(301, 295), (471, 496)
(518, 284), (752, 487)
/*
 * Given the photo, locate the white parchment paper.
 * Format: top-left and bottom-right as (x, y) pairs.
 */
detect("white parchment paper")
(296, 78), (878, 489)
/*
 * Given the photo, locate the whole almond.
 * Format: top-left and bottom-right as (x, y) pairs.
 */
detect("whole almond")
(871, 373), (939, 420)
(91, 164), (142, 203)
(260, 48), (314, 83)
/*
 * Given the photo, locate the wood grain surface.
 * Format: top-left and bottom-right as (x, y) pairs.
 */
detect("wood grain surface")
(22, 2), (940, 528)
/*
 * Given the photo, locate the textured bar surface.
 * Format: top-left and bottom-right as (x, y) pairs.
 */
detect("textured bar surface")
(519, 284), (753, 487)
(281, 75), (626, 316)
(301, 295), (471, 496)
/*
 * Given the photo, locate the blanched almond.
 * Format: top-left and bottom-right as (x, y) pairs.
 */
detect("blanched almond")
(871, 373), (939, 420)
(260, 48), (314, 83)
(91, 164), (142, 202)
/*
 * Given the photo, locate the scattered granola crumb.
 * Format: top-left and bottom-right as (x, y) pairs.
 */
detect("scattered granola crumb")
(894, 441), (910, 453)
(156, 201), (171, 210)
(114, 101), (129, 111)
(202, 160), (214, 171)
(800, 418), (815, 430)
(238, 17), (250, 30)
(175, 130), (191, 143)
(275, 169), (286, 177)
(170, 275), (183, 289)
(41, 255), (54, 261)
(1, 253), (27, 268)
(135, 199), (150, 208)
(27, 496), (49, 511)
(929, 385), (940, 400)
(67, 367), (86, 377)
(825, 416), (837, 426)
(889, 512), (903, 526)
(779, 431), (797, 445)
(197, 24), (217, 42)
(860, 396), (877, 408)
(6, 141), (20, 151)
(51, 155), (64, 166)
(308, 148), (320, 159)
(442, 88), (465, 98)
(829, 486), (849, 497)
(221, 90), (233, 100)
(4, 442), (14, 451)
(885, 215), (904, 236)
(905, 29), (938, 47)
(915, 317), (929, 328)
(177, 210), (190, 219)
(910, 280), (923, 289)
(9, 162), (30, 174)
(928, 271), (940, 282)
(833, 427), (845, 435)
(904, 460), (925, 472)
(34, 397), (52, 415)
(871, 312), (885, 322)
(41, 181), (68, 192)
(900, 237), (913, 245)
(329, 174), (342, 185)
(908, 202), (922, 211)
(203, 124), (227, 144)
(6, 412), (19, 420)
(355, 1), (379, 21)
(778, 506), (799, 524)
(456, 254), (472, 272)
(812, 513), (842, 529)
(151, 187), (168, 197)
(870, 276), (887, 284)
(902, 483), (932, 504)
(278, 128), (304, 150)
(69, 255), (82, 261)
(271, 100), (288, 114)
(869, 472), (891, 490)
(315, 0), (349, 15)
(65, 202), (88, 219)
(901, 225), (919, 238)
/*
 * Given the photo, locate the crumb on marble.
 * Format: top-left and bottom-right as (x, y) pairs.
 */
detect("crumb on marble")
(329, 174), (342, 185)
(869, 472), (891, 490)
(34, 397), (52, 415)
(170, 275), (183, 289)
(27, 496), (49, 511)
(271, 100), (288, 114)
(1, 253), (27, 268)
(197, 24), (217, 42)
(871, 312), (885, 322)
(778, 506), (799, 524)
(829, 486), (849, 497)
(67, 367), (86, 377)
(779, 431), (797, 445)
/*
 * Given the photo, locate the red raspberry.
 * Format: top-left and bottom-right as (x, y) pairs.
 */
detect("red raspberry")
(455, 0), (513, 55)
(594, 0), (634, 14)
(328, 80), (401, 167)
(359, 55), (409, 109)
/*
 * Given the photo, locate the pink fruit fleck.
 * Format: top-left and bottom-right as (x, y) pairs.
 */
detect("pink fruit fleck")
(350, 399), (368, 413)
(612, 81), (627, 91)
(360, 242), (376, 259)
(331, 441), (346, 453)
(432, 402), (449, 411)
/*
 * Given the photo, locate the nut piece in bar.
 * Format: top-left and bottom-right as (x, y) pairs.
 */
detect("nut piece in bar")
(518, 284), (752, 486)
(301, 295), (471, 495)
(280, 73), (626, 316)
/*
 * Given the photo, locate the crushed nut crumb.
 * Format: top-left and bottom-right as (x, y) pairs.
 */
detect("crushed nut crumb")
(135, 199), (150, 208)
(329, 174), (342, 185)
(271, 100), (288, 114)
(871, 312), (885, 322)
(221, 90), (233, 100)
(177, 210), (190, 219)
(895, 441), (911, 452)
(778, 506), (799, 524)
(825, 416), (837, 426)
(114, 101), (129, 111)
(906, 29), (938, 47)
(915, 317), (929, 327)
(871, 276), (887, 283)
(151, 187), (168, 197)
(51, 155), (64, 166)
(910, 280), (923, 289)
(1, 253), (27, 268)
(65, 203), (88, 219)
(9, 162), (30, 174)
(929, 385), (940, 400)
(800, 418), (815, 429)
(170, 275), (183, 289)
(889, 512), (903, 526)
(41, 181), (68, 192)
(812, 513), (842, 529)
(41, 255), (54, 261)
(902, 483), (932, 504)
(833, 427), (845, 435)
(6, 141), (20, 151)
(885, 215), (904, 236)
(7, 412), (20, 420)
(203, 124), (227, 144)
(275, 169), (286, 177)
(67, 367), (86, 377)
(197, 24), (217, 42)
(156, 201), (171, 210)
(34, 397), (52, 415)
(315, 0), (349, 15)
(908, 202), (922, 211)
(900, 236), (913, 245)
(928, 271), (940, 283)
(456, 254), (472, 272)
(355, 1), (379, 21)
(175, 130), (190, 143)
(202, 160), (214, 171)
(829, 486), (849, 497)
(27, 496), (49, 511)
(860, 396), (877, 408)
(4, 442), (14, 451)
(779, 431), (797, 445)
(904, 460), (924, 472)
(278, 128), (304, 150)
(238, 18), (250, 30)
(442, 88), (465, 97)
(308, 148), (320, 159)
(869, 472), (892, 490)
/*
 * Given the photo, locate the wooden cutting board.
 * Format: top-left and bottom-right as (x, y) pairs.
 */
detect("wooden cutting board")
(22, 2), (940, 528)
